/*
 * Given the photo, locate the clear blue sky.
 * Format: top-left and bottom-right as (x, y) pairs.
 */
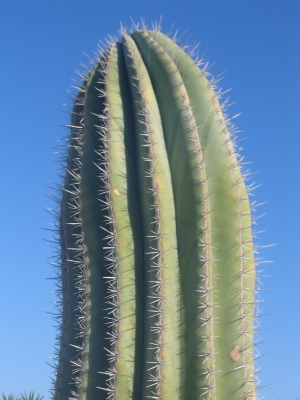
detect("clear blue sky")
(1, 0), (299, 398)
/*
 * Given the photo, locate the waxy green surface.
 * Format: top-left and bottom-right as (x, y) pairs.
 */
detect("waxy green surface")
(123, 35), (183, 399)
(56, 87), (86, 399)
(54, 29), (256, 400)
(132, 30), (256, 399)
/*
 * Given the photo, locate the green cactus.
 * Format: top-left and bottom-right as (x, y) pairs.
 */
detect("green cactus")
(51, 25), (258, 400)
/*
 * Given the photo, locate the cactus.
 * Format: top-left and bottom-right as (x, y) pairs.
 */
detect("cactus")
(51, 25), (258, 400)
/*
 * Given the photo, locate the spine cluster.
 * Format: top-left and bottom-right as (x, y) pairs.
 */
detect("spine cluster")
(51, 82), (88, 399)
(67, 89), (87, 400)
(94, 45), (122, 398)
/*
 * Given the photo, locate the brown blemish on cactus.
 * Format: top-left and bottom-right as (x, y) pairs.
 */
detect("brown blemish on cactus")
(113, 188), (120, 196)
(229, 344), (241, 362)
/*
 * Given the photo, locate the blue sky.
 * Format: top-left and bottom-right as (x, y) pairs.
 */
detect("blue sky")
(0, 0), (299, 398)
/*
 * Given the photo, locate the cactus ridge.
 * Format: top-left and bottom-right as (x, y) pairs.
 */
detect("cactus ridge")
(49, 23), (262, 400)
(124, 38), (167, 398)
(64, 89), (87, 397)
(131, 30), (218, 398)
(89, 42), (139, 398)
(94, 45), (122, 398)
(122, 33), (184, 399)
(48, 79), (88, 399)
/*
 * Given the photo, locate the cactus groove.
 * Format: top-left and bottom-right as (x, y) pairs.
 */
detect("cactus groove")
(51, 25), (258, 400)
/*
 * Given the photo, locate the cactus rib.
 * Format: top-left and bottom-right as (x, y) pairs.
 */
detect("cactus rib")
(122, 34), (183, 399)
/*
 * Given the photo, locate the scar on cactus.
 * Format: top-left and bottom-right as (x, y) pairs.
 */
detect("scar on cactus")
(48, 21), (263, 400)
(113, 189), (120, 196)
(229, 344), (241, 362)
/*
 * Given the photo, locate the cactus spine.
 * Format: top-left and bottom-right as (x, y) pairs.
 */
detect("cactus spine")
(51, 26), (258, 400)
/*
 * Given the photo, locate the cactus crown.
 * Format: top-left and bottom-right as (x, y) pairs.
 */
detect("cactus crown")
(49, 23), (260, 400)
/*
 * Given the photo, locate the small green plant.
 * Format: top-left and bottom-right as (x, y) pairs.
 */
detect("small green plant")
(1, 394), (17, 400)
(1, 393), (43, 400)
(51, 24), (259, 399)
(19, 392), (44, 400)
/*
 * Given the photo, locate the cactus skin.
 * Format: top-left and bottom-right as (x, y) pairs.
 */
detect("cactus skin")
(52, 27), (257, 400)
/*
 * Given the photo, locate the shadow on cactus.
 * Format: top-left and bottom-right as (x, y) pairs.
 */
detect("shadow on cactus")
(49, 22), (261, 400)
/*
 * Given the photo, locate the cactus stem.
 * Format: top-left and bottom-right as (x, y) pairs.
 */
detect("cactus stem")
(91, 44), (122, 397)
(206, 81), (256, 396)
(148, 31), (217, 398)
(52, 25), (259, 400)
(123, 34), (166, 399)
(55, 80), (88, 399)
